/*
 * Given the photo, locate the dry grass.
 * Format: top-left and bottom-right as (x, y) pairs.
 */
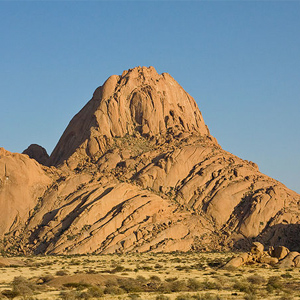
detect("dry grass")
(0, 252), (299, 299)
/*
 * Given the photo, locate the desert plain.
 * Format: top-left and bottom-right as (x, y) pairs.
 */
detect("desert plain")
(1, 252), (300, 300)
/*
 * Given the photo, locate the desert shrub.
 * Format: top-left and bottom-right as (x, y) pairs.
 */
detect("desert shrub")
(12, 276), (36, 296)
(244, 293), (257, 300)
(150, 275), (161, 282)
(176, 265), (192, 271)
(1, 290), (20, 299)
(128, 294), (141, 299)
(198, 293), (221, 300)
(187, 278), (202, 291)
(60, 290), (77, 300)
(117, 278), (143, 293)
(175, 294), (194, 300)
(191, 263), (206, 270)
(70, 259), (80, 265)
(202, 280), (221, 290)
(103, 286), (124, 295)
(136, 275), (147, 283)
(85, 268), (97, 274)
(110, 265), (124, 273)
(56, 270), (68, 276)
(156, 295), (170, 300)
(170, 280), (188, 292)
(233, 281), (254, 294)
(279, 294), (293, 300)
(85, 286), (103, 297)
(281, 272), (292, 278)
(140, 264), (153, 270)
(266, 276), (282, 292)
(207, 258), (224, 268)
(165, 277), (178, 282)
(155, 263), (163, 269)
(105, 278), (118, 287)
(247, 274), (266, 285)
(63, 282), (90, 290)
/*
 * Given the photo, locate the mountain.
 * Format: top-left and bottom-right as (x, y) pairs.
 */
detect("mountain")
(1, 66), (299, 255)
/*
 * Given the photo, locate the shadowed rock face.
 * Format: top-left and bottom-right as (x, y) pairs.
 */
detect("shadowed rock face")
(0, 66), (299, 255)
(23, 144), (49, 166)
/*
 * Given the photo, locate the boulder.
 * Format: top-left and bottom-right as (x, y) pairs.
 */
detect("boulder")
(277, 252), (299, 268)
(224, 256), (244, 268)
(293, 255), (300, 267)
(250, 242), (264, 260)
(260, 256), (279, 266)
(269, 246), (290, 260)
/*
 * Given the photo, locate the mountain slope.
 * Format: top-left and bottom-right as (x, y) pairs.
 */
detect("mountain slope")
(1, 66), (299, 255)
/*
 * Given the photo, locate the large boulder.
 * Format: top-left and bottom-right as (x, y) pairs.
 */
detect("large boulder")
(269, 246), (290, 260)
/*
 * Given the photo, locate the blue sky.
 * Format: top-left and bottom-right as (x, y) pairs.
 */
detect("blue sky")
(0, 1), (299, 193)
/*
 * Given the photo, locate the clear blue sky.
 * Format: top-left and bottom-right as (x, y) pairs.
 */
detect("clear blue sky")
(0, 1), (299, 193)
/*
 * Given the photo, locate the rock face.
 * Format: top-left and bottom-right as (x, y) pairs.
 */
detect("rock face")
(1, 66), (300, 255)
(50, 66), (209, 167)
(23, 144), (50, 165)
(0, 148), (51, 238)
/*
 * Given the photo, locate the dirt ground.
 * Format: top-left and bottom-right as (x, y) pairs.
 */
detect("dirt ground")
(0, 252), (299, 299)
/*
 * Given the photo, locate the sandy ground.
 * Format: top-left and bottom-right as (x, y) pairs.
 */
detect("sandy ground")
(0, 252), (299, 299)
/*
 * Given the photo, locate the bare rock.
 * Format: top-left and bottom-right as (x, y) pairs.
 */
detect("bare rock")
(269, 246), (290, 260)
(277, 252), (300, 268)
(293, 255), (300, 267)
(1, 67), (300, 255)
(22, 144), (49, 166)
(50, 66), (210, 166)
(260, 256), (279, 266)
(0, 148), (51, 237)
(224, 256), (244, 268)
(251, 242), (264, 256)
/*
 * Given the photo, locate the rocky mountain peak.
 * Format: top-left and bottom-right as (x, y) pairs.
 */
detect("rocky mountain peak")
(50, 66), (210, 166)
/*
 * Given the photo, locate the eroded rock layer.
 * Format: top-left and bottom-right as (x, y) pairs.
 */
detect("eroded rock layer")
(0, 66), (299, 255)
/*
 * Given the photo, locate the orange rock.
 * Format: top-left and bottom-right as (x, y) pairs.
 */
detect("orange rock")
(269, 246), (290, 260)
(0, 67), (300, 255)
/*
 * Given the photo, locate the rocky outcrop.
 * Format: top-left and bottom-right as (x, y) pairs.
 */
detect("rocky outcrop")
(23, 144), (50, 165)
(0, 148), (51, 238)
(224, 242), (300, 269)
(0, 66), (300, 255)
